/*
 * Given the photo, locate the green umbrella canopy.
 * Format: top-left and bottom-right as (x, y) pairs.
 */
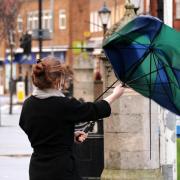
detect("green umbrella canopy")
(103, 15), (180, 115)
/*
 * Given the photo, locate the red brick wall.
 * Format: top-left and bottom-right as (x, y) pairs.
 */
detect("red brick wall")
(150, 0), (158, 17)
(19, 0), (70, 47)
(16, 0), (91, 65)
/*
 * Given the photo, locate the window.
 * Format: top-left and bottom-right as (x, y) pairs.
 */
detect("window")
(90, 12), (94, 32)
(176, 0), (180, 19)
(90, 11), (102, 33)
(27, 10), (52, 31)
(59, 10), (66, 30)
(42, 10), (52, 32)
(27, 12), (38, 30)
(17, 15), (23, 33)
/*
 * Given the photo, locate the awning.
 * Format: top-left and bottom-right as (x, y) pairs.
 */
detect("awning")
(4, 53), (36, 64)
(4, 51), (66, 64)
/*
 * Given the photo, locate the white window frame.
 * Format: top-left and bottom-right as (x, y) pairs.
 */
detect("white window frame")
(59, 10), (66, 30)
(17, 15), (23, 33)
(90, 11), (102, 33)
(27, 11), (38, 30)
(90, 12), (94, 32)
(27, 10), (52, 32)
(176, 0), (180, 19)
(42, 10), (52, 32)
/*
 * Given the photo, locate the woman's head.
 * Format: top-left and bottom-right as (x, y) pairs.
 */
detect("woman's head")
(32, 56), (72, 90)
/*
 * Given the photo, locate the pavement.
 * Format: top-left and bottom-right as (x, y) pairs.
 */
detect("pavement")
(0, 96), (33, 180)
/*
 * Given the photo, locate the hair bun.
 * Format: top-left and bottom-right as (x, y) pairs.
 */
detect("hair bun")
(32, 63), (45, 76)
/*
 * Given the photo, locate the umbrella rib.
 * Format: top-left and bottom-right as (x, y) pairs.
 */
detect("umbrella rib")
(128, 82), (175, 86)
(153, 53), (179, 89)
(112, 20), (163, 50)
(150, 23), (163, 44)
(153, 52), (180, 114)
(153, 52), (177, 96)
(119, 22), (163, 82)
(154, 53), (180, 88)
(129, 86), (167, 95)
(125, 66), (165, 85)
(114, 31), (148, 48)
(81, 79), (120, 134)
(124, 50), (150, 84)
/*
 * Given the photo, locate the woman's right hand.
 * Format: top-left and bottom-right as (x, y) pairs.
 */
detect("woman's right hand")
(104, 84), (125, 104)
(112, 84), (125, 99)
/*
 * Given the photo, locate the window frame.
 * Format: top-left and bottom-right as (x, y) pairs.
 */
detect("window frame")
(59, 9), (67, 30)
(17, 15), (23, 33)
(176, 0), (180, 19)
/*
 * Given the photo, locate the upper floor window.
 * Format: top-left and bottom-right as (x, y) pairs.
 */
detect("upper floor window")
(27, 10), (52, 31)
(90, 11), (111, 33)
(90, 11), (102, 33)
(42, 10), (52, 32)
(17, 15), (23, 33)
(176, 0), (180, 19)
(59, 10), (66, 30)
(27, 11), (38, 30)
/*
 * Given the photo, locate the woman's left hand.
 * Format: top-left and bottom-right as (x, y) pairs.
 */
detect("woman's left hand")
(74, 131), (88, 144)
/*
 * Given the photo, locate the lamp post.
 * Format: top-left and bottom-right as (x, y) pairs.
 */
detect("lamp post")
(38, 0), (42, 59)
(97, 2), (111, 82)
(98, 2), (111, 37)
(95, 2), (111, 81)
(9, 30), (15, 114)
(130, 0), (141, 14)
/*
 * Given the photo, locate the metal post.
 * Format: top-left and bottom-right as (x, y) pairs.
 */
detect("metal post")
(9, 30), (14, 115)
(103, 24), (107, 37)
(9, 45), (13, 114)
(50, 0), (54, 56)
(38, 0), (43, 59)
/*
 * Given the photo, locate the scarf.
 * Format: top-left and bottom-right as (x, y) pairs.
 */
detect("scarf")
(32, 86), (65, 99)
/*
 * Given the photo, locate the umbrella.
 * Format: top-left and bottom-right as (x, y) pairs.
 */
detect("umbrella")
(103, 15), (180, 116)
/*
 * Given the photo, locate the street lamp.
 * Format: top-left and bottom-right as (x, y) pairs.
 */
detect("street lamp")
(96, 2), (111, 81)
(98, 2), (111, 36)
(130, 0), (141, 14)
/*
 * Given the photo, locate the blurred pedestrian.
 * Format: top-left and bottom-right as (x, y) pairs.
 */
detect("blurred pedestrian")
(19, 56), (124, 180)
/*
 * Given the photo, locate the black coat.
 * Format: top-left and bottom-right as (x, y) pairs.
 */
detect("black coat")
(19, 96), (111, 180)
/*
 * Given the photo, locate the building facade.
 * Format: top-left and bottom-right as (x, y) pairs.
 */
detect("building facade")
(0, 0), (90, 93)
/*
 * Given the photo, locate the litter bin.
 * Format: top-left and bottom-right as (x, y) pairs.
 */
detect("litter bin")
(74, 120), (104, 180)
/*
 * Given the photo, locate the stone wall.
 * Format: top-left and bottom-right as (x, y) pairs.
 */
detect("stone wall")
(73, 54), (94, 101)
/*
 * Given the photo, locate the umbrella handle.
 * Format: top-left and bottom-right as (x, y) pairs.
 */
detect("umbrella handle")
(82, 79), (123, 134)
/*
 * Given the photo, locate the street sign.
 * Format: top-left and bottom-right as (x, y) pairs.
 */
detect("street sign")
(32, 29), (51, 40)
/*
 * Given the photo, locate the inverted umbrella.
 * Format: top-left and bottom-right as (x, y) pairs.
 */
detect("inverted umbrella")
(103, 15), (180, 116)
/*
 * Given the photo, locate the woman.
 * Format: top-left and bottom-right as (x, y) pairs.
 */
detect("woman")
(19, 56), (124, 180)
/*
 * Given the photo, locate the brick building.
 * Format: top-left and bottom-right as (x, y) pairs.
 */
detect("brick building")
(148, 0), (180, 30)
(1, 0), (179, 93)
(0, 0), (90, 93)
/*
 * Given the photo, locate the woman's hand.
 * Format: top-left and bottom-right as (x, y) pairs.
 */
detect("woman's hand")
(74, 131), (88, 144)
(112, 84), (125, 99)
(104, 84), (125, 104)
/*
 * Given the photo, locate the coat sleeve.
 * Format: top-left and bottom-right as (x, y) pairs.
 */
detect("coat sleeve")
(64, 98), (111, 123)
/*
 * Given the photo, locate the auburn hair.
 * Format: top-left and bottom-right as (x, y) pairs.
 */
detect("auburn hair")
(32, 56), (72, 90)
